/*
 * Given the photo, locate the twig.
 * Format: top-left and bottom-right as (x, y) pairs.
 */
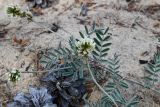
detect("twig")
(57, 3), (74, 16)
(74, 16), (91, 25)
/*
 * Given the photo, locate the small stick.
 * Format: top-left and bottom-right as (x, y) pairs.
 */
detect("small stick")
(57, 3), (74, 16)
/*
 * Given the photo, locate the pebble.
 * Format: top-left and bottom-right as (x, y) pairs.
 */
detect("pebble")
(24, 49), (30, 56)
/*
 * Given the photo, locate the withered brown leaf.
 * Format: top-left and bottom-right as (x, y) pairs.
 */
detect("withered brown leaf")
(12, 35), (30, 47)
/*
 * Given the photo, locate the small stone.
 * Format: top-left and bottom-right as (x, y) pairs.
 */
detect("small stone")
(139, 60), (148, 64)
(51, 23), (59, 32)
(24, 49), (30, 56)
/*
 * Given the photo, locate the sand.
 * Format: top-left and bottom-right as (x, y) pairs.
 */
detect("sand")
(0, 0), (160, 106)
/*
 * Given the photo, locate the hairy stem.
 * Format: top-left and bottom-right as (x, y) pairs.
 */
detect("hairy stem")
(87, 60), (118, 107)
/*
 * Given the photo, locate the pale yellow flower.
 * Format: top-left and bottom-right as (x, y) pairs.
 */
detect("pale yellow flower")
(8, 68), (20, 82)
(76, 37), (95, 57)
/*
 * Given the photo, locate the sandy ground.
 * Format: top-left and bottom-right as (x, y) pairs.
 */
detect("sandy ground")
(0, 0), (160, 106)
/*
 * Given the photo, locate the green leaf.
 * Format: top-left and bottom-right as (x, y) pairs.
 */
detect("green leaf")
(60, 48), (67, 54)
(92, 21), (96, 30)
(54, 49), (62, 55)
(43, 55), (52, 60)
(71, 62), (77, 69)
(115, 66), (120, 71)
(105, 82), (116, 92)
(96, 33), (103, 41)
(106, 82), (116, 88)
(79, 32), (84, 38)
(114, 60), (120, 66)
(48, 51), (57, 57)
(119, 81), (129, 89)
(95, 46), (100, 52)
(103, 27), (109, 35)
(101, 95), (111, 103)
(102, 48), (110, 53)
(97, 30), (104, 35)
(113, 89), (126, 104)
(126, 96), (140, 107)
(65, 48), (71, 53)
(101, 53), (108, 57)
(104, 36), (110, 41)
(58, 41), (62, 49)
(100, 59), (108, 63)
(40, 60), (48, 64)
(144, 76), (158, 82)
(102, 43), (112, 47)
(144, 66), (154, 75)
(94, 38), (101, 46)
(92, 51), (99, 56)
(127, 101), (139, 107)
(85, 25), (89, 35)
(107, 59), (114, 65)
(155, 67), (160, 72)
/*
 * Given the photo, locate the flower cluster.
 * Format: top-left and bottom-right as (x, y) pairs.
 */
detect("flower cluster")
(8, 68), (20, 82)
(7, 6), (32, 21)
(76, 37), (95, 57)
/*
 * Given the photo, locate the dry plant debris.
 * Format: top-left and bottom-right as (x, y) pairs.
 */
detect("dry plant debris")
(12, 36), (31, 47)
(0, 30), (8, 39)
(145, 4), (160, 15)
(31, 7), (43, 16)
(153, 21), (160, 28)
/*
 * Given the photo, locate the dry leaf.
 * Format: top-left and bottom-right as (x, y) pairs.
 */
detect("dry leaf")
(31, 7), (43, 16)
(0, 30), (7, 38)
(153, 21), (160, 28)
(12, 35), (30, 47)
(145, 4), (160, 14)
(85, 81), (94, 97)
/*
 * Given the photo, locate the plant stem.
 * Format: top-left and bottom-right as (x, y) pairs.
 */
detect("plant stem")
(87, 60), (118, 107)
